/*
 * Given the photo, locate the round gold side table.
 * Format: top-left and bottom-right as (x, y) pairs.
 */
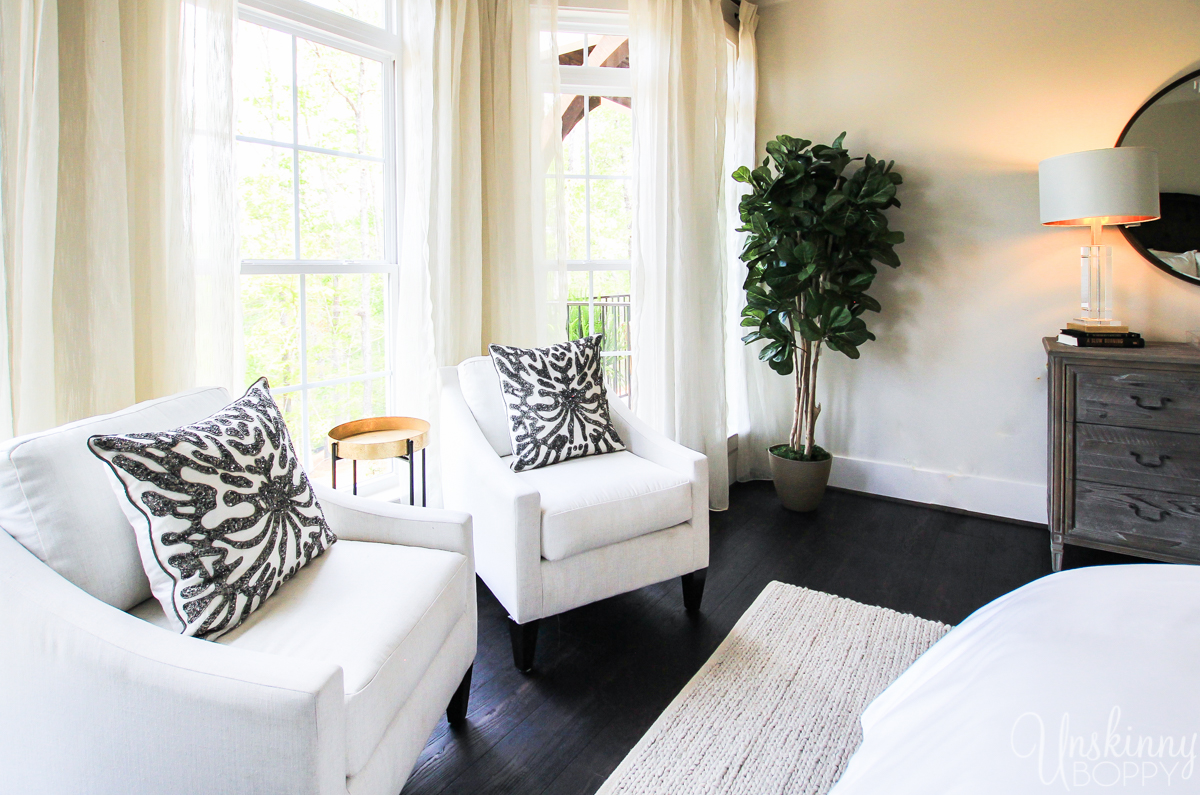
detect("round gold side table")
(328, 417), (430, 506)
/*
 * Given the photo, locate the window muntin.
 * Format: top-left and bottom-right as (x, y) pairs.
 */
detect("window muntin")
(235, 9), (397, 490)
(554, 28), (632, 402)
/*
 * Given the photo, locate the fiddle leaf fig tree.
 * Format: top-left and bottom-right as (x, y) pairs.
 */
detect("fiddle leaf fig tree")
(733, 133), (903, 461)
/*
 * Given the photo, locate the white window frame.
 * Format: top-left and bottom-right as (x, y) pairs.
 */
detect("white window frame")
(236, 0), (402, 492)
(554, 11), (633, 389)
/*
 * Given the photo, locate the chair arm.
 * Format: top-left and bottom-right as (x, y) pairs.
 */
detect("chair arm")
(609, 398), (708, 482)
(438, 366), (544, 622)
(313, 483), (473, 561)
(0, 531), (345, 795)
(609, 399), (710, 571)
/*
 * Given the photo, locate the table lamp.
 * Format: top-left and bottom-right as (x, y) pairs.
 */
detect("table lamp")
(1038, 147), (1160, 332)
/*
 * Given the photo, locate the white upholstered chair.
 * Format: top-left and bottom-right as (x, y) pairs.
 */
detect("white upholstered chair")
(439, 356), (709, 672)
(0, 386), (476, 795)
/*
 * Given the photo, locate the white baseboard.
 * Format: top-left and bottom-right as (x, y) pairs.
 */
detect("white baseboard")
(829, 455), (1046, 525)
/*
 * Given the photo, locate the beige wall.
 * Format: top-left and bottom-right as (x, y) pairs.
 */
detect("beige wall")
(753, 0), (1200, 522)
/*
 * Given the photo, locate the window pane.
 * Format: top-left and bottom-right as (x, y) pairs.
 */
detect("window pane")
(304, 273), (386, 383)
(602, 355), (631, 402)
(299, 152), (384, 259)
(555, 32), (587, 65)
(242, 274), (302, 387)
(238, 143), (295, 259)
(307, 378), (388, 482)
(274, 390), (304, 453)
(564, 178), (587, 259)
(592, 271), (630, 351)
(302, 0), (385, 28)
(236, 21), (293, 142)
(591, 35), (629, 68)
(561, 95), (586, 173)
(589, 97), (632, 176)
(297, 39), (383, 157)
(589, 178), (631, 259)
(567, 271), (589, 340)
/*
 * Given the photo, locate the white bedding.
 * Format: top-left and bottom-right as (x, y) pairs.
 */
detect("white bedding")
(831, 564), (1200, 793)
(1149, 248), (1200, 277)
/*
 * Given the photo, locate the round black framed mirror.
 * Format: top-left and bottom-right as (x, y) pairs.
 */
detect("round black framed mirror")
(1116, 68), (1200, 286)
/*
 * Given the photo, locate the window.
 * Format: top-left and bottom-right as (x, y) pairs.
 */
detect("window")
(553, 19), (633, 401)
(235, 3), (398, 491)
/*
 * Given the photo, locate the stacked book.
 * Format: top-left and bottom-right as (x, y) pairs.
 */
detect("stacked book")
(1057, 327), (1145, 348)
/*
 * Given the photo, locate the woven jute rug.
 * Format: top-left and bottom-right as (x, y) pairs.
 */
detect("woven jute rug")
(596, 581), (951, 795)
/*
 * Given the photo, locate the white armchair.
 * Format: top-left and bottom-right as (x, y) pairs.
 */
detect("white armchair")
(0, 387), (476, 795)
(440, 356), (708, 672)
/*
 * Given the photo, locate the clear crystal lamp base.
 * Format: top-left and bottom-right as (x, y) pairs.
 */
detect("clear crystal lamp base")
(1074, 243), (1122, 328)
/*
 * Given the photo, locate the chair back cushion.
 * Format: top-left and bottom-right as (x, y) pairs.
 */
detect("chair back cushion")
(0, 386), (232, 610)
(457, 356), (513, 456)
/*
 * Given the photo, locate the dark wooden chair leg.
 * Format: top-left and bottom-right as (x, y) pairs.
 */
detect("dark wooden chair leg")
(508, 617), (540, 673)
(681, 568), (707, 614)
(446, 665), (472, 727)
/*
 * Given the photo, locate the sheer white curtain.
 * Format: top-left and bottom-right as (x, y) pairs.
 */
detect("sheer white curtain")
(482, 0), (566, 349)
(0, 0), (239, 439)
(396, 0), (562, 504)
(0, 0), (60, 436)
(628, 0), (729, 509)
(724, 1), (784, 480)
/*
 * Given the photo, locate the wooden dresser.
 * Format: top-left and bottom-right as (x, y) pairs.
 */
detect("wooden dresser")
(1046, 337), (1200, 571)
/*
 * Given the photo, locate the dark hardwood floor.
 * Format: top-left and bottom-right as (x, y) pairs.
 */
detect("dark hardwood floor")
(401, 480), (1140, 795)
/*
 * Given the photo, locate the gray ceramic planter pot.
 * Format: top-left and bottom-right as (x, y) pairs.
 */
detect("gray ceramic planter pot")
(768, 449), (832, 512)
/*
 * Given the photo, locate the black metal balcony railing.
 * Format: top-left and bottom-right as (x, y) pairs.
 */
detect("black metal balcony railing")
(568, 294), (630, 399)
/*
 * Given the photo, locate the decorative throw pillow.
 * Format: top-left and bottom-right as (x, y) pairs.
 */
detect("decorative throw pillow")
(88, 377), (335, 640)
(489, 335), (626, 472)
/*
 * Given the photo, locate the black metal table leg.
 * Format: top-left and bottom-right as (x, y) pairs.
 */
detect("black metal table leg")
(421, 447), (427, 507)
(408, 439), (415, 505)
(352, 459), (357, 496)
(331, 442), (339, 489)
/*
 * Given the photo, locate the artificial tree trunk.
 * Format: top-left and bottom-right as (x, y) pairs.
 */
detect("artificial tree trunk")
(789, 302), (823, 458)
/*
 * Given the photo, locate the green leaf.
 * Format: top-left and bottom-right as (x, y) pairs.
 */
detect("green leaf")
(858, 175), (896, 206)
(823, 191), (847, 212)
(846, 272), (874, 290)
(797, 318), (822, 341)
(731, 166), (753, 184)
(768, 357), (795, 376)
(855, 294), (882, 313)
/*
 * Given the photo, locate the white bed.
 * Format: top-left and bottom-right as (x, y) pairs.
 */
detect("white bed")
(831, 564), (1200, 793)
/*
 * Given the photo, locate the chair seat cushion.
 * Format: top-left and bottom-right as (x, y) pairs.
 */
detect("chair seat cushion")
(511, 450), (692, 561)
(129, 539), (471, 776)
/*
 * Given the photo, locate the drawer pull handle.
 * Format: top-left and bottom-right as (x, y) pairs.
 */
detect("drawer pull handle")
(1130, 395), (1172, 410)
(1129, 452), (1170, 468)
(1128, 502), (1169, 522)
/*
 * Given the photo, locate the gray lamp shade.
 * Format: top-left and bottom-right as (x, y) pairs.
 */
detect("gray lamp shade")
(1038, 147), (1160, 226)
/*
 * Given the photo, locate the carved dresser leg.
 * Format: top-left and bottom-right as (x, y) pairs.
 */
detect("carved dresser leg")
(1051, 536), (1064, 573)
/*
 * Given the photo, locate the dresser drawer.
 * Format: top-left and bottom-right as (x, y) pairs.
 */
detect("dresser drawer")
(1075, 423), (1200, 497)
(1076, 370), (1200, 432)
(1073, 481), (1200, 561)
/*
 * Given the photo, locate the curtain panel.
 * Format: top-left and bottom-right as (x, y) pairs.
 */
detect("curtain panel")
(628, 0), (730, 509)
(395, 0), (562, 505)
(0, 0), (239, 439)
(723, 1), (783, 481)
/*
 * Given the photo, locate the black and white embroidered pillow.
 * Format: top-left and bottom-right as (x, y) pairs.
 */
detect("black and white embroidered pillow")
(489, 335), (625, 472)
(88, 377), (335, 640)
